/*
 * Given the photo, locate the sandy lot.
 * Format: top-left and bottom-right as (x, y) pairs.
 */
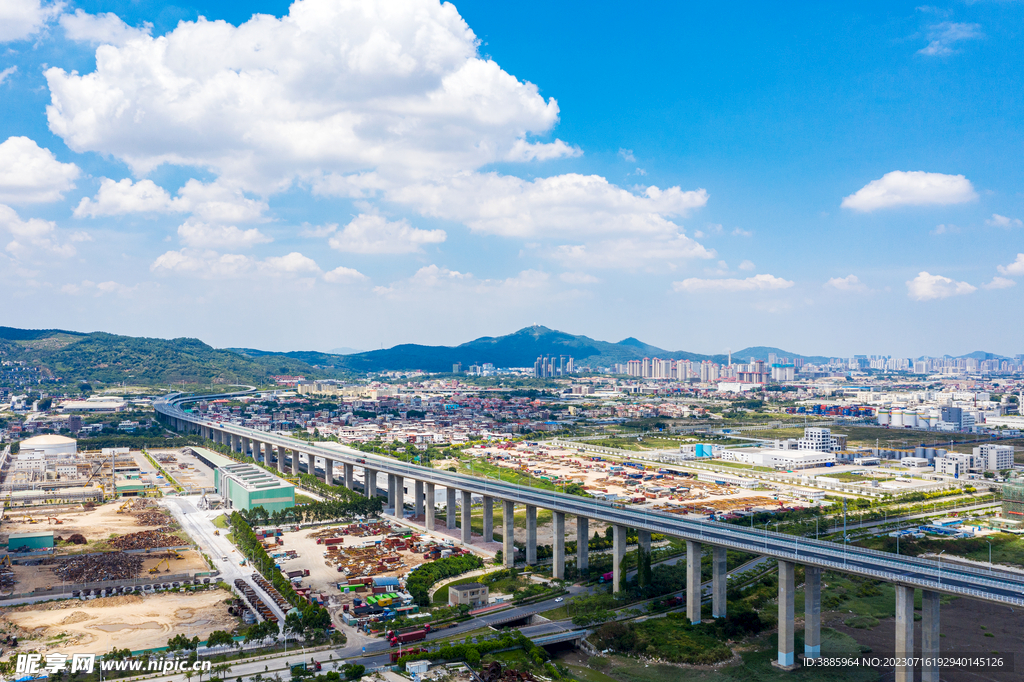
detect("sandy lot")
(3, 590), (237, 653)
(2, 501), (165, 544)
(7, 550), (211, 593)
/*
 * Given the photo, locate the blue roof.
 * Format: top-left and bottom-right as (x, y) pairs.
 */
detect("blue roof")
(372, 577), (400, 586)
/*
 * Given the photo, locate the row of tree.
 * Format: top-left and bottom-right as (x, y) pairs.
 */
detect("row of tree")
(405, 554), (484, 606)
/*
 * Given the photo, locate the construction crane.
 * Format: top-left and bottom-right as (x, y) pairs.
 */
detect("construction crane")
(148, 558), (170, 574)
(117, 500), (131, 513)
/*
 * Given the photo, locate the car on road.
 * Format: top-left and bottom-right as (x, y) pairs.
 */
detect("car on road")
(554, 597), (563, 602)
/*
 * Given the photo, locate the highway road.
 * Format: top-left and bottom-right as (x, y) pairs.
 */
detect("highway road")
(157, 391), (1024, 607)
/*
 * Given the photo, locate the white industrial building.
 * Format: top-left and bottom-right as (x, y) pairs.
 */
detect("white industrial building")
(722, 448), (837, 470)
(18, 434), (77, 457)
(60, 395), (126, 413)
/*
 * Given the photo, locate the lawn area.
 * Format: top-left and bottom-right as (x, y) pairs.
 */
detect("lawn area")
(212, 514), (229, 529)
(433, 568), (537, 605)
(294, 493), (317, 505)
(854, 532), (1024, 568)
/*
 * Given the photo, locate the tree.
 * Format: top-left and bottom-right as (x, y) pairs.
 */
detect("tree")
(206, 630), (235, 649)
(168, 633), (200, 652)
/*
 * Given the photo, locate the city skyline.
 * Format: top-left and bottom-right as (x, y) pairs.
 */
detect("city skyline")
(1, 0), (1023, 356)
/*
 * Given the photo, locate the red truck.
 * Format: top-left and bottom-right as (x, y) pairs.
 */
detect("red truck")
(387, 625), (431, 647)
(318, 537), (344, 546)
(390, 648), (426, 663)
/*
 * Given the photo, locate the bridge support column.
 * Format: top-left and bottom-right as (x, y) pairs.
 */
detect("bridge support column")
(525, 505), (537, 565)
(502, 500), (515, 567)
(414, 480), (424, 519)
(446, 488), (457, 529)
(387, 474), (396, 512)
(344, 463), (354, 489)
(461, 490), (472, 544)
(231, 434), (240, 453)
(894, 585), (914, 682)
(274, 445), (284, 472)
(612, 525), (626, 593)
(290, 450), (298, 475)
(241, 437), (250, 457)
(921, 590), (940, 682)
(394, 475), (404, 518)
(324, 459), (333, 485)
(686, 541), (702, 624)
(552, 512), (565, 580)
(712, 546), (727, 619)
(804, 566), (821, 659)
(425, 483), (435, 530)
(577, 517), (589, 573)
(364, 468), (377, 499)
(776, 560), (796, 669)
(482, 497), (493, 541)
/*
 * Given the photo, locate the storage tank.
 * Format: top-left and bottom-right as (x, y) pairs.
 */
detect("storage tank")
(918, 414), (932, 430)
(904, 412), (917, 428)
(877, 410), (890, 426)
(890, 409), (904, 428)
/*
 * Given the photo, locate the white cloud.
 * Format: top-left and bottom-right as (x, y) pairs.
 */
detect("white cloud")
(738, 260), (755, 271)
(0, 136), (80, 203)
(559, 271), (599, 284)
(918, 22), (983, 57)
(73, 177), (175, 216)
(0, 66), (17, 86)
(825, 274), (869, 292)
(986, 214), (1023, 229)
(151, 248), (322, 279)
(0, 0), (62, 43)
(390, 172), (708, 238)
(672, 273), (794, 293)
(44, 0), (572, 191)
(61, 279), (134, 296)
(374, 264), (549, 300)
(505, 138), (581, 162)
(931, 223), (960, 235)
(982, 276), (1015, 290)
(731, 227), (752, 237)
(618, 148), (636, 163)
(906, 271), (976, 301)
(74, 177), (267, 222)
(177, 219), (272, 249)
(60, 9), (151, 45)
(841, 171), (977, 212)
(997, 254), (1024, 276)
(300, 223), (339, 238)
(323, 265), (368, 283)
(553, 234), (713, 269)
(0, 203), (79, 258)
(328, 213), (445, 254)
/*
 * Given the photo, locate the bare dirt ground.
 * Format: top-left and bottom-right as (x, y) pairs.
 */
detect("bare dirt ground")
(2, 589), (237, 653)
(829, 597), (1024, 682)
(8, 550), (210, 593)
(2, 501), (162, 544)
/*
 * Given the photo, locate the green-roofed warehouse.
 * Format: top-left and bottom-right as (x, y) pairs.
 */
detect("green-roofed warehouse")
(215, 461), (295, 513)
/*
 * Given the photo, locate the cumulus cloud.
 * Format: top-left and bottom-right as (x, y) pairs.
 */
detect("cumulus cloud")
(825, 274), (869, 292)
(44, 0), (572, 190)
(982, 276), (1015, 290)
(151, 248), (322, 279)
(390, 172), (708, 238)
(738, 260), (755, 271)
(323, 265), (368, 283)
(0, 203), (80, 258)
(0, 0), (62, 43)
(672, 273), (794, 293)
(987, 214), (1023, 229)
(731, 227), (752, 237)
(0, 136), (80, 203)
(918, 22), (983, 57)
(328, 214), (445, 254)
(74, 177), (267, 222)
(60, 9), (151, 45)
(0, 66), (17, 86)
(618, 148), (636, 163)
(906, 271), (976, 301)
(997, 254), (1024, 276)
(177, 219), (272, 249)
(553, 234), (713, 269)
(841, 171), (977, 212)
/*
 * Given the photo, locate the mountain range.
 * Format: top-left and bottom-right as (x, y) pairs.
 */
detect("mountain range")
(0, 325), (1008, 386)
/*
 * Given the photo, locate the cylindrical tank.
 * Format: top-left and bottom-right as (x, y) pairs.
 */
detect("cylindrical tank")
(878, 410), (890, 426)
(890, 409), (904, 428)
(919, 414), (932, 429)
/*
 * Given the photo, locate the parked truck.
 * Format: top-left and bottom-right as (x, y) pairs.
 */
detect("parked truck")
(387, 625), (431, 647)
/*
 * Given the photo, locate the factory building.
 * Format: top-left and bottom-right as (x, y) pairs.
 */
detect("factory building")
(214, 462), (295, 513)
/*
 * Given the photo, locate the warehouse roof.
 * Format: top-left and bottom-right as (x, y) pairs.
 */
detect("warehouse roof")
(9, 531), (55, 540)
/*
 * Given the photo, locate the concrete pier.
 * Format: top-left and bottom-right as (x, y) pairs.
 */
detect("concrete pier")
(446, 488), (457, 529)
(387, 474), (395, 512)
(414, 480), (424, 518)
(344, 463), (353, 489)
(894, 585), (915, 682)
(290, 449), (298, 475)
(364, 468), (377, 499)
(324, 458), (333, 485)
(805, 566), (821, 659)
(577, 517), (589, 573)
(612, 525), (626, 593)
(712, 546), (727, 618)
(502, 500), (515, 567)
(776, 560), (796, 669)
(552, 512), (565, 579)
(921, 590), (940, 682)
(482, 497), (493, 542)
(425, 482), (435, 530)
(525, 505), (537, 565)
(394, 475), (404, 518)
(461, 490), (472, 544)
(686, 540), (702, 624)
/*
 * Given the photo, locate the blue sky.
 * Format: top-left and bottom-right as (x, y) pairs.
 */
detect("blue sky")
(1, 0), (1022, 358)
